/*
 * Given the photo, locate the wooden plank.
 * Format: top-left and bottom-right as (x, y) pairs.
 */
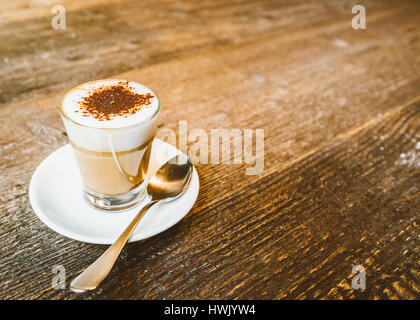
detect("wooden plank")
(20, 98), (420, 300)
(1, 0), (417, 104)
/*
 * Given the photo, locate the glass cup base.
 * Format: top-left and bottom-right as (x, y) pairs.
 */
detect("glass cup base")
(84, 183), (147, 211)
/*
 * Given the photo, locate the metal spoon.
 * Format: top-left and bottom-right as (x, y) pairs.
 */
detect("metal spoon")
(70, 154), (193, 293)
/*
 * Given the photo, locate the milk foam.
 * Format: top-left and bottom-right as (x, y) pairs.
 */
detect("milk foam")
(60, 80), (160, 152)
(61, 79), (159, 128)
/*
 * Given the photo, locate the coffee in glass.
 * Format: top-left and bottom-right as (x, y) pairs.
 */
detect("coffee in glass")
(59, 79), (160, 211)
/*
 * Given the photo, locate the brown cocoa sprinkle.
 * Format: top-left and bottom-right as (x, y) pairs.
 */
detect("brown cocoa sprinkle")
(79, 81), (154, 121)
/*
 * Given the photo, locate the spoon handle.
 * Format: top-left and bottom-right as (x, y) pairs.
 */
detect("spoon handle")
(70, 200), (158, 293)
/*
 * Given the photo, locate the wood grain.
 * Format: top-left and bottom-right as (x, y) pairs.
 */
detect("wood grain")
(0, 0), (419, 299)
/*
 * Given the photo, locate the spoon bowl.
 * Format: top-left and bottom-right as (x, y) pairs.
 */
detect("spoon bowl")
(147, 154), (193, 201)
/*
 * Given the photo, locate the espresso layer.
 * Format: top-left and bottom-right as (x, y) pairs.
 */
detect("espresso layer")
(71, 138), (153, 195)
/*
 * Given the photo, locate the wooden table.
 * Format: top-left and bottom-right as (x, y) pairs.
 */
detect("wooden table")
(0, 0), (419, 300)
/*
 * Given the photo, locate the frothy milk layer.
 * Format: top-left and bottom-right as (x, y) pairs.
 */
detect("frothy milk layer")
(62, 79), (159, 128)
(60, 80), (159, 152)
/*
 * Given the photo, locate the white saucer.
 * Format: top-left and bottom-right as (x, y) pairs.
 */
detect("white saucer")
(29, 139), (199, 244)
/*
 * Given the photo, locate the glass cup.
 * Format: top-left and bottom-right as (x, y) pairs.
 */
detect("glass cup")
(59, 80), (160, 211)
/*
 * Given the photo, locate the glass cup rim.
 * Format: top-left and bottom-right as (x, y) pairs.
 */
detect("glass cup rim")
(58, 79), (161, 132)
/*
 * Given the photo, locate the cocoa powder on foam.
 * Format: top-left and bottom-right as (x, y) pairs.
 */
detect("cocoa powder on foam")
(78, 81), (154, 121)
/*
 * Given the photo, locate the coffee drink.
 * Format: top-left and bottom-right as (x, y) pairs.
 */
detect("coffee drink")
(59, 79), (160, 211)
